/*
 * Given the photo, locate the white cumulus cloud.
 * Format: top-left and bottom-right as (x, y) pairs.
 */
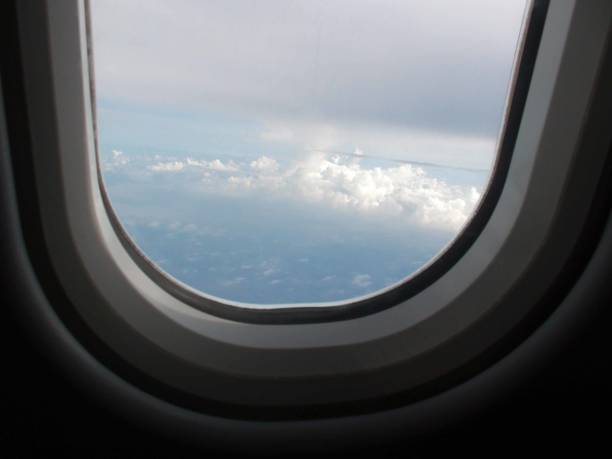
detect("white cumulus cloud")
(352, 274), (372, 288)
(227, 153), (482, 232)
(103, 148), (484, 233)
(149, 157), (240, 174)
(149, 160), (185, 172)
(186, 158), (238, 172)
(102, 149), (130, 171)
(250, 156), (279, 174)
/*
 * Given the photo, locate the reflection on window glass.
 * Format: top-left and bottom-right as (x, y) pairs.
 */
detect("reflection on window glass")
(91, 0), (528, 306)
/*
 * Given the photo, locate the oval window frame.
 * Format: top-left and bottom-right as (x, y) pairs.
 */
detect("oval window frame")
(5, 0), (612, 421)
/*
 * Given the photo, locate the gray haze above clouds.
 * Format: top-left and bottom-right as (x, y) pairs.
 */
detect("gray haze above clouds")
(90, 0), (527, 137)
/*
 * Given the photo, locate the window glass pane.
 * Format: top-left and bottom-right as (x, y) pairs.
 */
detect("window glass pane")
(90, 0), (528, 306)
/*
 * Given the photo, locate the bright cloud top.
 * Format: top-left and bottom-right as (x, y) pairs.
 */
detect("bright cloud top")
(112, 150), (483, 232)
(102, 149), (130, 171)
(226, 153), (481, 231)
(149, 160), (185, 172)
(148, 157), (238, 174)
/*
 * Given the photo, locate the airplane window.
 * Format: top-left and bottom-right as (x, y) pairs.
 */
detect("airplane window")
(88, 0), (528, 307)
(7, 0), (612, 453)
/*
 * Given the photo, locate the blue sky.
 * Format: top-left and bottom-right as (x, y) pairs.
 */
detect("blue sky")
(91, 0), (527, 305)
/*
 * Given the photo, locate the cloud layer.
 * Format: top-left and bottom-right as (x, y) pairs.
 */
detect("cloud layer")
(226, 153), (481, 231)
(113, 150), (483, 232)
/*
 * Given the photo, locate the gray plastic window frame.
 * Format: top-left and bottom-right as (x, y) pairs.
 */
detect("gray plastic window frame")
(14, 0), (612, 412)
